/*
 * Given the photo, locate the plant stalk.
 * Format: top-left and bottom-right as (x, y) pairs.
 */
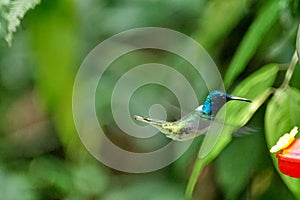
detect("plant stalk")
(281, 51), (298, 88)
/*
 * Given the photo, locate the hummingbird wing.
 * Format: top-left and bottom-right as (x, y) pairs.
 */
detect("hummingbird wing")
(171, 110), (212, 141)
(232, 125), (260, 137)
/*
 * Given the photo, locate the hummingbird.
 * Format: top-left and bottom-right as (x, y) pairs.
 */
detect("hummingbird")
(134, 91), (251, 141)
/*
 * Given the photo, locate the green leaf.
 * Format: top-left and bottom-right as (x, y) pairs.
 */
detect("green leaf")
(0, 1), (10, 36)
(200, 63), (278, 158)
(186, 63), (278, 199)
(224, 0), (285, 88)
(186, 89), (271, 199)
(28, 0), (82, 158)
(194, 0), (251, 51)
(215, 134), (260, 200)
(3, 0), (40, 46)
(265, 87), (300, 198)
(211, 64), (279, 199)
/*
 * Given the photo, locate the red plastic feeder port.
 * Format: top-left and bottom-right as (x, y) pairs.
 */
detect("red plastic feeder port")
(276, 138), (300, 178)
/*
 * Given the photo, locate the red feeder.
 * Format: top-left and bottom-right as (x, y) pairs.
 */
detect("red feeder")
(277, 138), (300, 178)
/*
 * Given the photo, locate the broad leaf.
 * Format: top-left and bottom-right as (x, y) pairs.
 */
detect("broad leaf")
(215, 133), (260, 200)
(186, 64), (278, 198)
(194, 0), (251, 51)
(28, 0), (81, 158)
(199, 63), (279, 158)
(224, 0), (284, 88)
(265, 88), (300, 198)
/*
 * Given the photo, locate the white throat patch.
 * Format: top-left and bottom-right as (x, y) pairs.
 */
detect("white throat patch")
(195, 105), (203, 111)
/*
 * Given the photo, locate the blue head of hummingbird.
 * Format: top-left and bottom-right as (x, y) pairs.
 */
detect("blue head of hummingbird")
(134, 90), (251, 141)
(202, 91), (251, 117)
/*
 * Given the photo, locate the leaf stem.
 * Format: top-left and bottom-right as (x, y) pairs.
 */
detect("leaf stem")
(185, 159), (206, 199)
(281, 51), (298, 88)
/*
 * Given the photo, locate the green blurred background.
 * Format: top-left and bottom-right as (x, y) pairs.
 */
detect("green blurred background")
(1, 0), (300, 199)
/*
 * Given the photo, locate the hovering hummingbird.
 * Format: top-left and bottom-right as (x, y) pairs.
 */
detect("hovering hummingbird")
(134, 91), (251, 141)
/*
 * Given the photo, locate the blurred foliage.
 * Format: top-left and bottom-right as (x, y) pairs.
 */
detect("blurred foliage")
(1, 0), (300, 199)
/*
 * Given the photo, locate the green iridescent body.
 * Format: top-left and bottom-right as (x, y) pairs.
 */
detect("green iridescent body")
(134, 91), (251, 141)
(135, 105), (212, 141)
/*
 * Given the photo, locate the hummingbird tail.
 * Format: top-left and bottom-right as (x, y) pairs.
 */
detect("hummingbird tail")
(134, 115), (165, 127)
(134, 115), (184, 140)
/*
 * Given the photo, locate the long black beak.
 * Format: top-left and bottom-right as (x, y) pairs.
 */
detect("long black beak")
(230, 96), (252, 103)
